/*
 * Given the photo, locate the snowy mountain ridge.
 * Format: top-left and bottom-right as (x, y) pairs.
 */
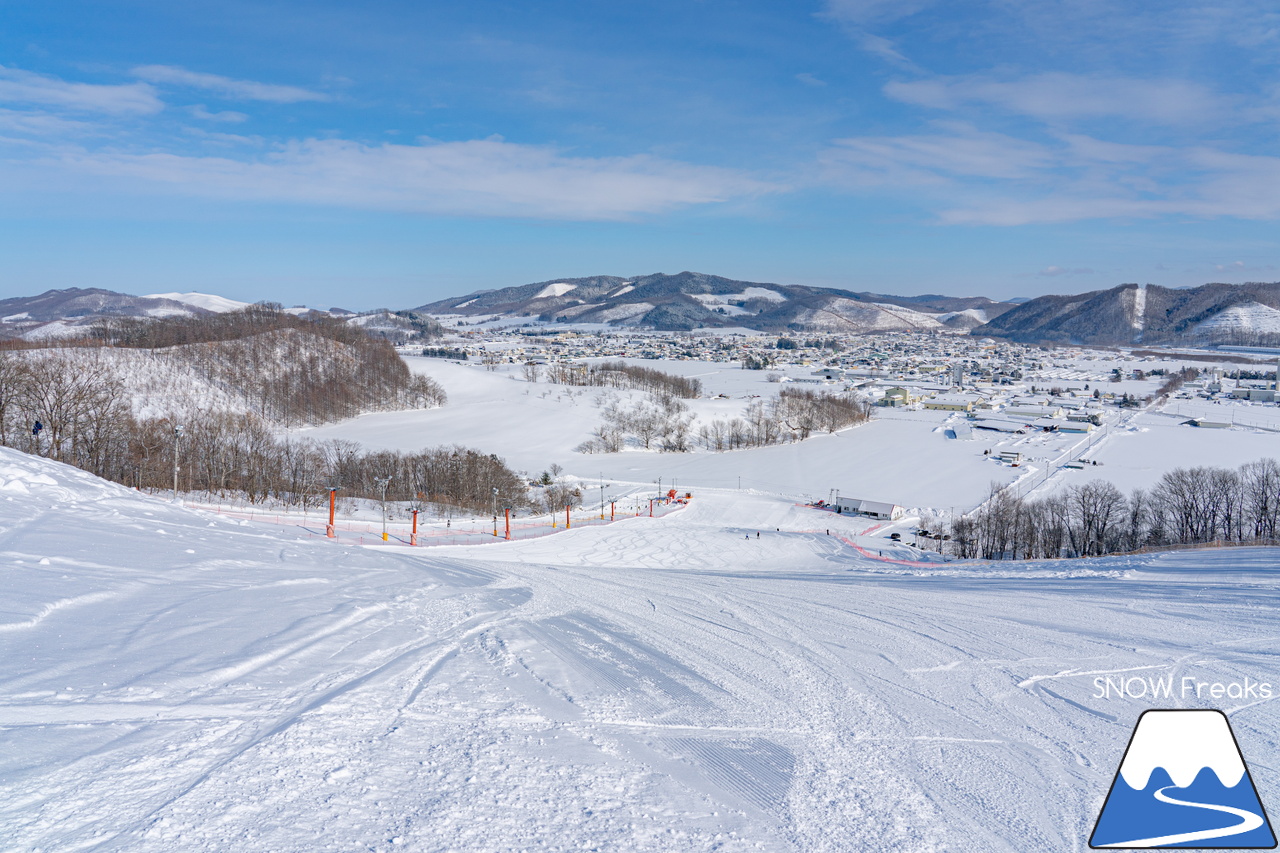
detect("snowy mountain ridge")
(414, 271), (1016, 333)
(976, 281), (1280, 345)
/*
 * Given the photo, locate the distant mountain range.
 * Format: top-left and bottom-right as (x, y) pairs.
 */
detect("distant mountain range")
(0, 288), (212, 340)
(414, 271), (1016, 334)
(0, 288), (437, 343)
(8, 277), (1280, 346)
(974, 281), (1280, 345)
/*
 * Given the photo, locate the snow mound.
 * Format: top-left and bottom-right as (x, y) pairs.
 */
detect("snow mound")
(937, 308), (989, 324)
(535, 282), (577, 299)
(0, 447), (137, 504)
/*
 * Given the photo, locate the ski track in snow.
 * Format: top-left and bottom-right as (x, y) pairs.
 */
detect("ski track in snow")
(1, 449), (1279, 851)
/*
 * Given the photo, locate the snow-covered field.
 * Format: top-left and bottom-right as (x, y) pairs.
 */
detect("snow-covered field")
(4, 448), (1280, 851)
(302, 359), (1025, 509)
(301, 356), (1278, 513)
(1031, 410), (1280, 497)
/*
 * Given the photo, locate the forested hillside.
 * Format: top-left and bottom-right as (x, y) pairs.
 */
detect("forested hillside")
(0, 305), (532, 514)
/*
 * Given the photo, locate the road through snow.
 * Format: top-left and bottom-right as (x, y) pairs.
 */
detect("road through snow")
(2, 450), (1279, 851)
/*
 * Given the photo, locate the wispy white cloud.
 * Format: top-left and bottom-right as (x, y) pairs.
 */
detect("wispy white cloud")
(855, 33), (915, 67)
(885, 73), (1227, 125)
(818, 1), (921, 65)
(823, 124), (1055, 184)
(820, 125), (1280, 225)
(133, 65), (328, 103)
(0, 107), (94, 137)
(39, 137), (775, 220)
(822, 0), (935, 26)
(189, 105), (249, 123)
(795, 73), (827, 88)
(0, 65), (161, 114)
(1212, 260), (1276, 274)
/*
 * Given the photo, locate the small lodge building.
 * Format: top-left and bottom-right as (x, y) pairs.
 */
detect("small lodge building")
(833, 497), (905, 520)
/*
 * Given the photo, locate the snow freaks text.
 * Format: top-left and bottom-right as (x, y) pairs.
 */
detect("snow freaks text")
(1093, 676), (1273, 701)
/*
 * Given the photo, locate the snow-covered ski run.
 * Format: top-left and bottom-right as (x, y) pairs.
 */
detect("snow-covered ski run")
(1, 447), (1277, 851)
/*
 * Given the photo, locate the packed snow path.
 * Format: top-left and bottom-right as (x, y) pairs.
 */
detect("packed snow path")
(1, 450), (1277, 851)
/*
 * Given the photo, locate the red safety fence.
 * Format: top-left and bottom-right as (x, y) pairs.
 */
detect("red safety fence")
(181, 497), (691, 548)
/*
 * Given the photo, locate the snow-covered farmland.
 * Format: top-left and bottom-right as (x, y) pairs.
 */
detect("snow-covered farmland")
(3, 448), (1280, 851)
(1032, 410), (1280, 497)
(301, 359), (1022, 508)
(302, 355), (1278, 514)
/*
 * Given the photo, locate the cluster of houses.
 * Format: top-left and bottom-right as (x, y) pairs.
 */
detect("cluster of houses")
(411, 327), (1042, 378)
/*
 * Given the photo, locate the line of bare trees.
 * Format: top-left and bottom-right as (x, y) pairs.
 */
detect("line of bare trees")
(131, 415), (527, 512)
(944, 459), (1280, 559)
(694, 388), (874, 452)
(0, 350), (132, 475)
(577, 386), (874, 454)
(0, 374), (527, 513)
(578, 392), (696, 453)
(541, 360), (702, 398)
(1155, 366), (1201, 398)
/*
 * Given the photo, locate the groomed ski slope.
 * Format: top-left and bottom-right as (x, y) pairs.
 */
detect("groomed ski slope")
(2, 448), (1278, 851)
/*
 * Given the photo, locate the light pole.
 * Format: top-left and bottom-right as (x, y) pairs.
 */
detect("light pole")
(375, 476), (392, 542)
(172, 424), (184, 503)
(599, 473), (606, 520)
(492, 486), (499, 536)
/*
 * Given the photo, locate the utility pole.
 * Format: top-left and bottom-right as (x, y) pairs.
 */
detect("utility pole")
(375, 476), (392, 542)
(599, 473), (605, 519)
(327, 486), (339, 538)
(492, 486), (499, 536)
(172, 424), (184, 503)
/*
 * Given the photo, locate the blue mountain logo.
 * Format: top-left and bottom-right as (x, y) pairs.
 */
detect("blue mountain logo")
(1091, 709), (1276, 848)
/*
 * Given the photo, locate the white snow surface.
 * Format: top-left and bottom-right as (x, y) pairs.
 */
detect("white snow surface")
(937, 308), (989, 325)
(303, 359), (1021, 507)
(1119, 711), (1245, 790)
(1195, 301), (1280, 337)
(740, 287), (787, 302)
(1130, 283), (1147, 339)
(535, 282), (578, 299)
(145, 292), (251, 313)
(4, 447), (1280, 851)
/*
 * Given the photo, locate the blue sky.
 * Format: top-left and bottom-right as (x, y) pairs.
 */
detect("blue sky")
(3, 0), (1280, 308)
